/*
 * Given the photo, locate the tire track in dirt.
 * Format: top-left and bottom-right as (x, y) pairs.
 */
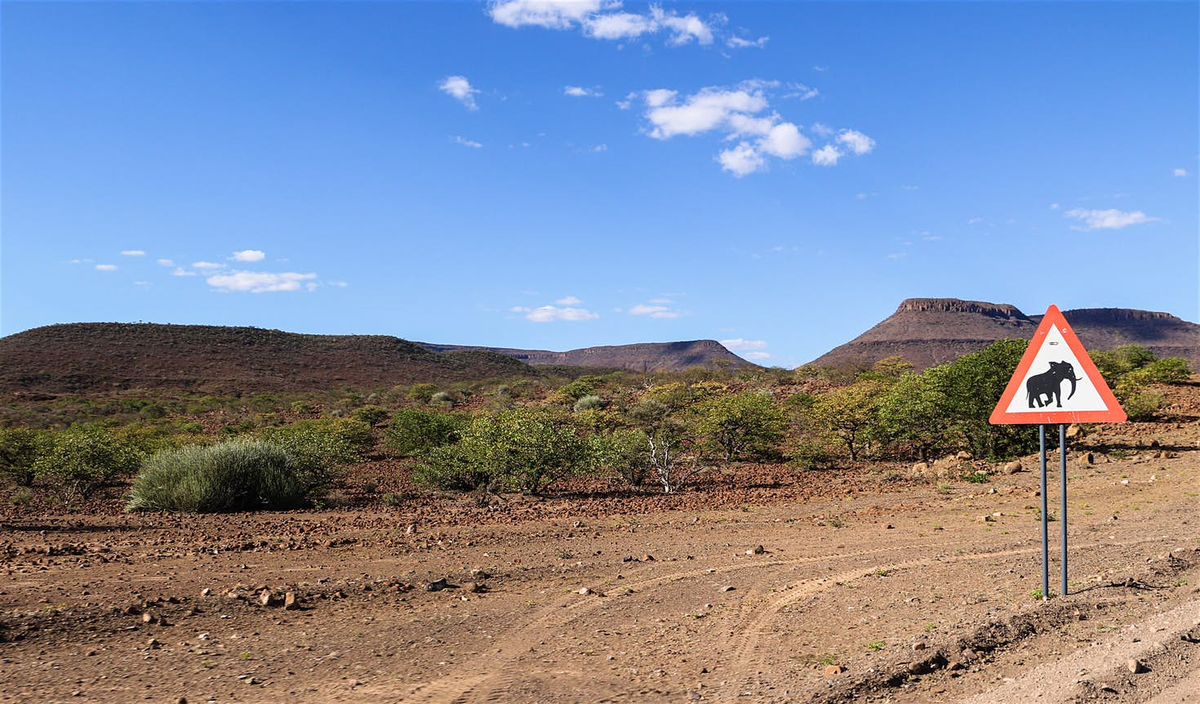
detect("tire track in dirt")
(727, 536), (1175, 701)
(398, 539), (964, 703)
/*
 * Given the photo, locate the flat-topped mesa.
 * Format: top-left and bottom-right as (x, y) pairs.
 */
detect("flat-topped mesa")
(1064, 308), (1187, 325)
(896, 298), (1029, 320)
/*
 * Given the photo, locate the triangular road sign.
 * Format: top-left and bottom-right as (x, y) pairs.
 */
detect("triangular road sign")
(990, 305), (1126, 425)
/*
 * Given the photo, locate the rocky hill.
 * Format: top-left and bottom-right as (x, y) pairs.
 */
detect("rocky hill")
(0, 324), (754, 395)
(809, 298), (1200, 371)
(419, 339), (753, 373)
(0, 323), (536, 394)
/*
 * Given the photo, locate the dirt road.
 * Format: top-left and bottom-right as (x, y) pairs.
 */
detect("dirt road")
(2, 425), (1197, 702)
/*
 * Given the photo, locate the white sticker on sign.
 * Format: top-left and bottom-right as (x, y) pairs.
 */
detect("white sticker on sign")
(1003, 325), (1111, 415)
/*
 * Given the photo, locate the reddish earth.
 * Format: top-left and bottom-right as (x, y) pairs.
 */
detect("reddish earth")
(3, 402), (1199, 702)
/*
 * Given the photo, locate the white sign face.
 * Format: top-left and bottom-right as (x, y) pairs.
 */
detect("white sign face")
(1002, 324), (1112, 415)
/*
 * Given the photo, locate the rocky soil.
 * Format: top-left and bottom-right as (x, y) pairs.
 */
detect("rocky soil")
(2, 395), (1199, 702)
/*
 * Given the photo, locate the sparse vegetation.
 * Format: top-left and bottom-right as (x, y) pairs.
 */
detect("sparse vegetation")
(127, 440), (329, 512)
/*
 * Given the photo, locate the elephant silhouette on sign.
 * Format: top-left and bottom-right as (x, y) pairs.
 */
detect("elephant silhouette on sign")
(1026, 360), (1083, 408)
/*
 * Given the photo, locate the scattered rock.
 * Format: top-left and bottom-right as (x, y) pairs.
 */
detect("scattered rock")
(284, 592), (298, 610)
(911, 462), (930, 475)
(1127, 658), (1147, 674)
(912, 641), (927, 651)
(146, 638), (160, 649)
(1084, 452), (1095, 465)
(1065, 424), (1082, 439)
(955, 451), (972, 461)
(467, 582), (486, 594)
(141, 612), (158, 625)
(1003, 461), (1022, 474)
(823, 664), (845, 677)
(258, 590), (275, 607)
(747, 545), (766, 555)
(577, 587), (593, 596)
(719, 586), (735, 592)
(947, 661), (964, 671)
(640, 554), (656, 562)
(200, 588), (212, 598)
(425, 578), (448, 592)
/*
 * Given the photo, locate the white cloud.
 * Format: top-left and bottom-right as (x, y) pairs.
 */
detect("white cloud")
(743, 351), (771, 360)
(640, 82), (869, 176)
(206, 270), (318, 293)
(439, 75), (480, 111)
(584, 11), (654, 39)
(564, 85), (603, 97)
(1049, 203), (1059, 210)
(94, 264), (118, 271)
(1174, 168), (1188, 177)
(811, 122), (834, 137)
(650, 5), (715, 45)
(646, 86), (769, 139)
(231, 249), (265, 262)
(836, 129), (875, 155)
(760, 122), (811, 158)
(718, 142), (767, 177)
(590, 144), (608, 152)
(454, 136), (483, 148)
(492, 0), (722, 47)
(727, 35), (768, 49)
(328, 280), (349, 287)
(120, 250), (145, 257)
(616, 91), (637, 110)
(782, 83), (819, 100)
(192, 261), (222, 270)
(511, 304), (598, 322)
(156, 258), (175, 267)
(489, 0), (608, 29)
(628, 303), (680, 319)
(172, 267), (197, 277)
(811, 144), (841, 166)
(720, 338), (768, 351)
(555, 295), (583, 305)
(813, 65), (829, 72)
(1064, 208), (1158, 231)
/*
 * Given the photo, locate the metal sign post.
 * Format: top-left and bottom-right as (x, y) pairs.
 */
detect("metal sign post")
(1039, 424), (1049, 598)
(990, 305), (1126, 600)
(1060, 423), (1068, 596)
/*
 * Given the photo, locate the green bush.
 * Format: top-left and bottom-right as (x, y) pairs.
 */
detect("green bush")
(588, 428), (650, 488)
(0, 427), (50, 486)
(126, 440), (326, 512)
(413, 408), (589, 495)
(408, 383), (438, 403)
(258, 418), (374, 466)
(789, 438), (838, 471)
(384, 409), (465, 457)
(559, 379), (597, 401)
(33, 427), (142, 501)
(692, 390), (786, 463)
(412, 444), (494, 492)
(429, 391), (455, 407)
(351, 405), (391, 427)
(573, 395), (606, 413)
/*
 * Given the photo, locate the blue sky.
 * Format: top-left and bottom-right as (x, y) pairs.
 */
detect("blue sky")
(2, 1), (1197, 367)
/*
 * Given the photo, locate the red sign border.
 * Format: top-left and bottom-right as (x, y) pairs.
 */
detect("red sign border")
(989, 305), (1127, 425)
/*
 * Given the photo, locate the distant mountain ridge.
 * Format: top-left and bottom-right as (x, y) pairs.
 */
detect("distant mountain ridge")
(418, 339), (752, 373)
(0, 323), (753, 395)
(809, 298), (1200, 371)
